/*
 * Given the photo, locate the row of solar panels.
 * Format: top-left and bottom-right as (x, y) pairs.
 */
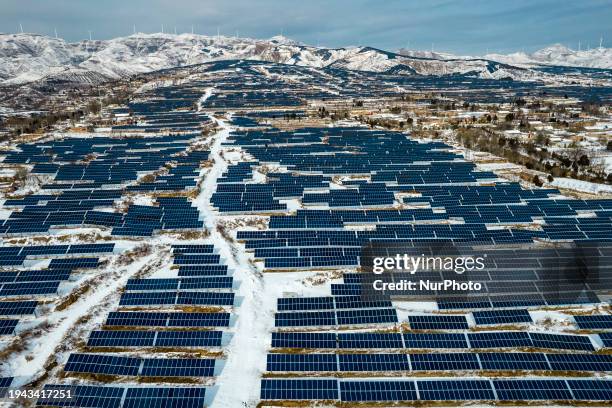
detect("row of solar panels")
(260, 378), (612, 401)
(65, 353), (217, 377)
(265, 352), (612, 372)
(270, 331), (600, 352)
(31, 385), (209, 408)
(58, 242), (233, 406)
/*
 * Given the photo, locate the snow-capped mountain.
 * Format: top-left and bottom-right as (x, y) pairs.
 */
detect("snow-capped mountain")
(0, 32), (553, 86)
(484, 44), (612, 69)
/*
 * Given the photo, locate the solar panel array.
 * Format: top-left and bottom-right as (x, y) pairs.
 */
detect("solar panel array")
(263, 269), (611, 403)
(36, 385), (208, 408)
(0, 244), (115, 338)
(261, 379), (612, 402)
(1, 98), (208, 237)
(0, 60), (606, 406)
(54, 243), (234, 405)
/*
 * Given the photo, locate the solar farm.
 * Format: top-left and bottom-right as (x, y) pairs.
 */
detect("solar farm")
(0, 59), (611, 408)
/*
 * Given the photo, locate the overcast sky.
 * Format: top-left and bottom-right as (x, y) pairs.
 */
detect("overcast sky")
(1, 0), (611, 54)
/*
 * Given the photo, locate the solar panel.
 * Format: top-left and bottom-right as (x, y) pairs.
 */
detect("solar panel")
(574, 315), (612, 329)
(87, 330), (155, 347)
(277, 297), (334, 311)
(416, 380), (495, 401)
(64, 353), (141, 376)
(529, 332), (594, 351)
(275, 311), (335, 327)
(338, 333), (403, 349)
(408, 315), (469, 330)
(266, 354), (337, 372)
(122, 387), (207, 408)
(340, 381), (417, 402)
(0, 319), (18, 335)
(140, 358), (216, 377)
(494, 379), (573, 401)
(271, 332), (337, 349)
(472, 309), (532, 325)
(478, 352), (550, 370)
(547, 354), (612, 371)
(339, 354), (409, 372)
(411, 353), (480, 371)
(155, 331), (223, 347)
(0, 301), (37, 316)
(37, 385), (124, 408)
(468, 331), (533, 349)
(404, 333), (468, 349)
(260, 379), (339, 400)
(336, 308), (397, 325)
(567, 380), (612, 400)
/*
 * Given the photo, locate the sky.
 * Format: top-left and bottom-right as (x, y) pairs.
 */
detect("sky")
(1, 0), (611, 55)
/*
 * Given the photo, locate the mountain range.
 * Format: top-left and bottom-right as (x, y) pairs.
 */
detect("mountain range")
(0, 33), (610, 87)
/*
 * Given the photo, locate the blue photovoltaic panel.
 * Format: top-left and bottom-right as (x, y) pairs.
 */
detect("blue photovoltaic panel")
(106, 312), (230, 327)
(140, 358), (216, 377)
(478, 352), (550, 370)
(0, 319), (18, 335)
(271, 332), (337, 349)
(336, 308), (397, 325)
(416, 380), (495, 401)
(64, 353), (141, 376)
(338, 333), (403, 349)
(155, 331), (223, 347)
(176, 292), (234, 306)
(404, 333), (468, 349)
(494, 379), (573, 401)
(567, 380), (612, 400)
(408, 315), (469, 330)
(467, 331), (533, 349)
(411, 353), (480, 371)
(338, 354), (409, 372)
(275, 311), (335, 327)
(599, 333), (612, 348)
(340, 381), (417, 402)
(529, 332), (595, 351)
(37, 385), (124, 408)
(547, 354), (612, 371)
(260, 379), (339, 400)
(472, 309), (532, 325)
(277, 297), (334, 311)
(0, 301), (37, 316)
(87, 330), (156, 347)
(123, 387), (207, 408)
(168, 312), (231, 328)
(574, 315), (612, 329)
(267, 354), (338, 372)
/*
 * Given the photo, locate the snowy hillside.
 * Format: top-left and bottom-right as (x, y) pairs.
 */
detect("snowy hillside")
(484, 44), (612, 69)
(0, 32), (569, 86)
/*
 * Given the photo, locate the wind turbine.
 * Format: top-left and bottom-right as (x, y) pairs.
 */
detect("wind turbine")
(133, 24), (136, 35)
(19, 23), (24, 33)
(54, 27), (58, 39)
(600, 35), (604, 49)
(88, 30), (93, 41)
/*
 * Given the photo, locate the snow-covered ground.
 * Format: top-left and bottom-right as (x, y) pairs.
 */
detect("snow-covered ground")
(550, 177), (612, 194)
